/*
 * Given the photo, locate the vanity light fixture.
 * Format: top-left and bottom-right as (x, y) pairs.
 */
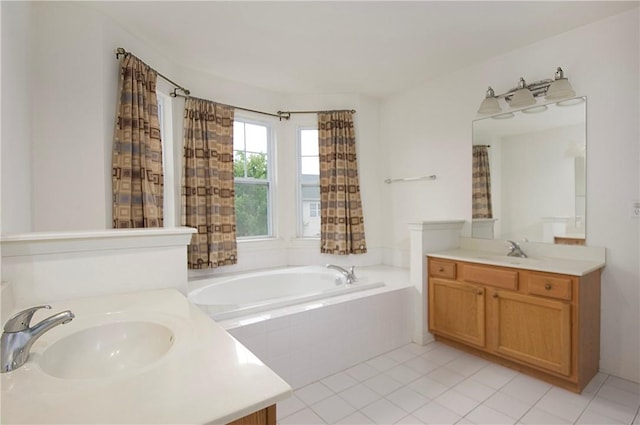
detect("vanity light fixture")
(556, 96), (586, 107)
(508, 77), (536, 108)
(545, 67), (576, 100)
(491, 112), (515, 120)
(477, 66), (576, 115)
(521, 105), (549, 114)
(477, 87), (502, 115)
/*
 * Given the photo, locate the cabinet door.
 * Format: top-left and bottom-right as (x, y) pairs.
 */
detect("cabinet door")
(489, 290), (571, 376)
(429, 278), (485, 348)
(227, 405), (275, 425)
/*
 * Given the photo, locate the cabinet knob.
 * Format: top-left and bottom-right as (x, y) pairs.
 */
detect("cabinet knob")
(476, 289), (483, 296)
(545, 283), (552, 290)
(492, 293), (499, 299)
(438, 267), (444, 272)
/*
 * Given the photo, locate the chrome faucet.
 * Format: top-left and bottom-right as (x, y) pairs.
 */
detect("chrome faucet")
(1, 305), (74, 373)
(506, 240), (528, 258)
(326, 264), (357, 284)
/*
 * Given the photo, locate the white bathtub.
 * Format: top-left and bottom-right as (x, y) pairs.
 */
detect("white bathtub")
(189, 265), (413, 388)
(188, 265), (385, 321)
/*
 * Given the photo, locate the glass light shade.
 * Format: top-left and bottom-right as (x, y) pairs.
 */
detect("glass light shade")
(509, 87), (536, 108)
(491, 112), (515, 120)
(477, 96), (501, 114)
(522, 105), (548, 114)
(545, 78), (576, 100)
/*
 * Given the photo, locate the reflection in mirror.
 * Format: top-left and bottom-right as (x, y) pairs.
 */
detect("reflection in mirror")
(472, 97), (587, 245)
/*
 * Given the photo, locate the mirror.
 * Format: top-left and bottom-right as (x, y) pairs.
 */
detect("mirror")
(472, 97), (587, 245)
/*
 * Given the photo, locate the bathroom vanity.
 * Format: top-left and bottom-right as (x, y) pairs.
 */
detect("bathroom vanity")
(427, 249), (604, 393)
(0, 289), (291, 424)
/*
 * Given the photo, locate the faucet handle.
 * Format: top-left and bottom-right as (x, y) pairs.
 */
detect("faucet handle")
(349, 266), (357, 280)
(3, 305), (51, 332)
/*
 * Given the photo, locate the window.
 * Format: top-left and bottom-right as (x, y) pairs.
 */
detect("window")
(298, 127), (320, 237)
(234, 119), (272, 238)
(309, 202), (320, 218)
(156, 89), (176, 227)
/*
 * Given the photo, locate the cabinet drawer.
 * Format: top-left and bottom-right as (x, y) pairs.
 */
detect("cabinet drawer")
(429, 260), (456, 279)
(527, 273), (572, 301)
(462, 264), (518, 290)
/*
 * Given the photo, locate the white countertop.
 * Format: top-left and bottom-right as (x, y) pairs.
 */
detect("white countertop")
(428, 248), (605, 276)
(1, 289), (292, 424)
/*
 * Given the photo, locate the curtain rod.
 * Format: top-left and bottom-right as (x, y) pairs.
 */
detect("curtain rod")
(115, 48), (191, 96)
(170, 92), (289, 120)
(384, 175), (437, 184)
(278, 109), (357, 116)
(474, 144), (492, 147)
(115, 48), (355, 121)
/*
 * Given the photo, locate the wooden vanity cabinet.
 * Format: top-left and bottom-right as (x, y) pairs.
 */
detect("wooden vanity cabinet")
(227, 405), (276, 425)
(427, 257), (602, 393)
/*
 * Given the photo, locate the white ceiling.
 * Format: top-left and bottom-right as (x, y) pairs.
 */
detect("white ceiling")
(91, 1), (638, 98)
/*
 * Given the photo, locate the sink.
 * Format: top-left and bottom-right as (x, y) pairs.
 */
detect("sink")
(39, 321), (174, 379)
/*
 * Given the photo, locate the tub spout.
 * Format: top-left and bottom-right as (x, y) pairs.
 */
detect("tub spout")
(326, 264), (357, 284)
(1, 305), (75, 373)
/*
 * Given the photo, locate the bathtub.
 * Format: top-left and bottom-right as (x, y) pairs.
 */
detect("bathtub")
(188, 265), (413, 388)
(188, 265), (385, 321)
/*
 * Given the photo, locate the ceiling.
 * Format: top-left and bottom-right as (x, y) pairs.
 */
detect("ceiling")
(90, 1), (638, 98)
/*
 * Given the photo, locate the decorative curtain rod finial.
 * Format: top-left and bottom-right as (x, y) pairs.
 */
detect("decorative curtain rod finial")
(115, 47), (127, 59)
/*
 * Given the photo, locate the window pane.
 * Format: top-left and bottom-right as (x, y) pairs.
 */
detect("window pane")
(246, 152), (268, 179)
(233, 121), (245, 151)
(301, 195), (321, 237)
(245, 123), (268, 153)
(301, 157), (319, 176)
(235, 182), (269, 237)
(233, 151), (247, 178)
(301, 184), (320, 200)
(300, 129), (319, 156)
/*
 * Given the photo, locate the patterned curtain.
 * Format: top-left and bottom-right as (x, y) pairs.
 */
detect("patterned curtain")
(472, 145), (493, 218)
(182, 98), (237, 269)
(318, 111), (367, 255)
(112, 54), (163, 228)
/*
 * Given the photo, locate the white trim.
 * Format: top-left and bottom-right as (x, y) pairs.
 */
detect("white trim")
(296, 125), (320, 238)
(1, 227), (196, 257)
(157, 90), (176, 227)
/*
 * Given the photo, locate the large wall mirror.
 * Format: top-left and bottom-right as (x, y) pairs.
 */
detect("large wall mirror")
(472, 97), (587, 245)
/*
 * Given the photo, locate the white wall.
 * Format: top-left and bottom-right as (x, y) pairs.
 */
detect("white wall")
(380, 9), (640, 382)
(1, 2), (33, 233)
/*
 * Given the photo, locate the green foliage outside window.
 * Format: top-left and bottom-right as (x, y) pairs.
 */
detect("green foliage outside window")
(234, 151), (269, 237)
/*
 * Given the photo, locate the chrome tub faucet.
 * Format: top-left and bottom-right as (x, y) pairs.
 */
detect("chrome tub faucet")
(326, 264), (357, 284)
(506, 240), (528, 258)
(1, 305), (74, 373)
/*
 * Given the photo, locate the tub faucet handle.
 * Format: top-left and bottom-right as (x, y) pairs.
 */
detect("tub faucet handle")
(349, 266), (357, 281)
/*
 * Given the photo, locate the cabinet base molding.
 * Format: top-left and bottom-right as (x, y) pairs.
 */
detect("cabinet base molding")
(434, 335), (593, 393)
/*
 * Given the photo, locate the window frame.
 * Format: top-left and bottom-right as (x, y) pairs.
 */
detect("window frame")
(233, 115), (275, 240)
(156, 88), (176, 227)
(296, 125), (321, 238)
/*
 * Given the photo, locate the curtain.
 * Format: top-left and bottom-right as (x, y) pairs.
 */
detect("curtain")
(112, 54), (164, 228)
(472, 145), (493, 218)
(182, 98), (237, 269)
(318, 111), (367, 255)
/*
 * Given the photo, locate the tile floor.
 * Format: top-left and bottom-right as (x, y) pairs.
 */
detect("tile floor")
(276, 341), (640, 425)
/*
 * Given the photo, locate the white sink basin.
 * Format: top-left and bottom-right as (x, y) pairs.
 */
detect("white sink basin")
(39, 321), (174, 379)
